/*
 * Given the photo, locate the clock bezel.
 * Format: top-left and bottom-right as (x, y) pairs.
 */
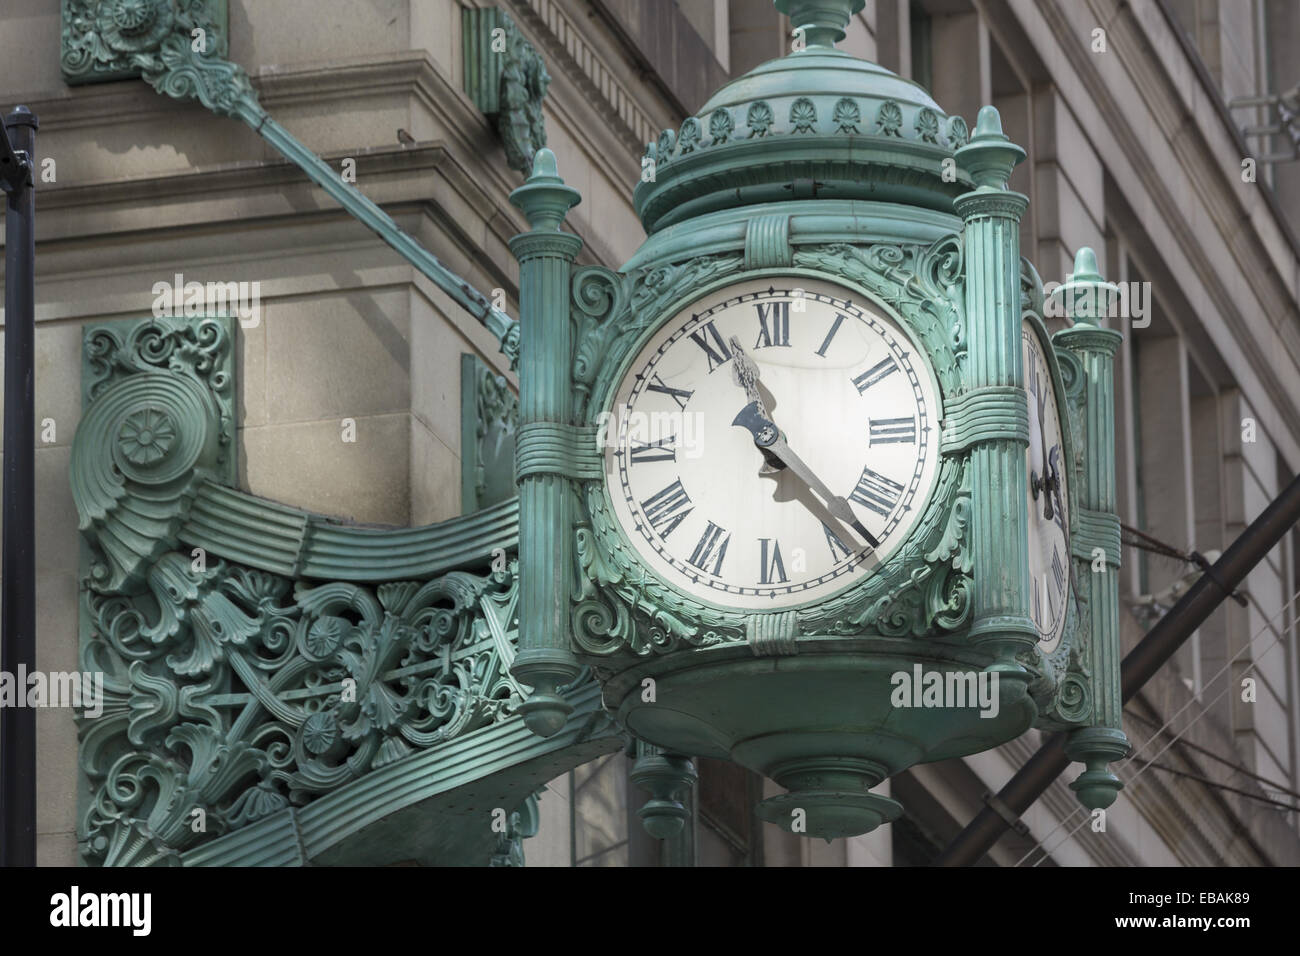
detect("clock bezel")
(602, 275), (944, 610)
(575, 253), (973, 652)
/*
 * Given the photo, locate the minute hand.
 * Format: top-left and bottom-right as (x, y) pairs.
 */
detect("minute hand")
(765, 437), (879, 549)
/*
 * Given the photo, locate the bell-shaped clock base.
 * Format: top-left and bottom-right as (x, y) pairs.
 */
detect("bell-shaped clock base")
(615, 644), (1038, 839)
(754, 756), (904, 840)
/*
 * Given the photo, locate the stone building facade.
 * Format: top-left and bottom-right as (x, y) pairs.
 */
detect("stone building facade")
(2, 0), (1298, 866)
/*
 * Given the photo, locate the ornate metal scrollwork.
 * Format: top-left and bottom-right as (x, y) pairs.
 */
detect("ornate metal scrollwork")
(79, 552), (528, 866)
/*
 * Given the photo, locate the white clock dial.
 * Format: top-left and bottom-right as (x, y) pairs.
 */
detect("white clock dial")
(1023, 323), (1070, 653)
(603, 277), (942, 611)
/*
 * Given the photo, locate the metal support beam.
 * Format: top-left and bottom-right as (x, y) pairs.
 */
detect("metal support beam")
(936, 471), (1300, 866)
(0, 105), (38, 867)
(63, 10), (520, 366)
(231, 102), (519, 363)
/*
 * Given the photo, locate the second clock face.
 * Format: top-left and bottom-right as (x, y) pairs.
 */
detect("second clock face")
(603, 277), (942, 611)
(1023, 323), (1071, 653)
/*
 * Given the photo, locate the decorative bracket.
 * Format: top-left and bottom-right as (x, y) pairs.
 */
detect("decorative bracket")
(461, 353), (519, 514)
(463, 6), (552, 176)
(62, 0), (520, 366)
(72, 315), (614, 865)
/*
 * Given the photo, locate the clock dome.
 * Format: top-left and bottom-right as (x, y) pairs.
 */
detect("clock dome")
(633, 0), (974, 233)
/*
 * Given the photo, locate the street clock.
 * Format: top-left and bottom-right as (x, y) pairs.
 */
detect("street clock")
(508, 0), (1130, 840)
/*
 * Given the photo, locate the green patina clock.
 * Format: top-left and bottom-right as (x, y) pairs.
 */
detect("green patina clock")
(507, 0), (1129, 840)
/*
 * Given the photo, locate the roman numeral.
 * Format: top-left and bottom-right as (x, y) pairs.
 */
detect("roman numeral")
(645, 373), (694, 411)
(1031, 577), (1042, 627)
(688, 521), (730, 575)
(823, 522), (853, 562)
(758, 538), (789, 584)
(849, 467), (904, 517)
(815, 313), (846, 357)
(852, 356), (898, 393)
(629, 435), (677, 463)
(754, 302), (791, 349)
(688, 320), (733, 372)
(1051, 546), (1066, 593)
(641, 479), (693, 539)
(1026, 349), (1039, 397)
(869, 416), (916, 445)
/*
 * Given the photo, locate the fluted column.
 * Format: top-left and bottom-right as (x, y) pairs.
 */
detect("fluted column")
(508, 150), (584, 737)
(1055, 248), (1129, 809)
(953, 106), (1036, 682)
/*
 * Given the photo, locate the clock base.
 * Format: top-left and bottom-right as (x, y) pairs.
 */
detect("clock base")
(757, 788), (903, 842)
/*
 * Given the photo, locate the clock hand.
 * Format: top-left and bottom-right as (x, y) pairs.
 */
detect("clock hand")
(728, 336), (784, 471)
(731, 400), (880, 549)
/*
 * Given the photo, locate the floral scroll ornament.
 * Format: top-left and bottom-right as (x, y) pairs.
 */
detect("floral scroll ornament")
(709, 108), (735, 144)
(496, 13), (551, 175)
(117, 407), (175, 466)
(657, 128), (676, 162)
(99, 0), (173, 51)
(915, 107), (940, 144)
(747, 101), (774, 137)
(946, 115), (970, 148)
(678, 117), (701, 154)
(833, 97), (861, 134)
(790, 97), (818, 133)
(62, 0), (234, 95)
(875, 100), (903, 136)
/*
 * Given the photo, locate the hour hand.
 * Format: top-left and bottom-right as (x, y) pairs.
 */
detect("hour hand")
(731, 400), (780, 447)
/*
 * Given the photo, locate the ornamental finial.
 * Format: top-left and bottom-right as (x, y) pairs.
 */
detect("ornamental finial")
(1054, 247), (1118, 327)
(954, 105), (1026, 190)
(774, 0), (866, 48)
(509, 147), (581, 232)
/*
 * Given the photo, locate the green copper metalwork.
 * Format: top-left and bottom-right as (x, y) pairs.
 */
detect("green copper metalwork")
(1055, 248), (1131, 810)
(62, 0), (228, 84)
(630, 741), (697, 839)
(61, 0), (520, 367)
(511, 0), (1128, 842)
(176, 683), (616, 866)
(775, 0), (865, 47)
(463, 7), (551, 176)
(508, 149), (585, 737)
(634, 14), (972, 234)
(72, 316), (619, 865)
(953, 106), (1035, 683)
(461, 353), (519, 514)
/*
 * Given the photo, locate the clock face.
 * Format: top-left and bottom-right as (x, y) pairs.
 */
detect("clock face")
(602, 277), (942, 611)
(1023, 323), (1070, 653)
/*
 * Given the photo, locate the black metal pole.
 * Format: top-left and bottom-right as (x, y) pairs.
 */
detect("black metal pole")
(1, 105), (37, 867)
(936, 471), (1300, 866)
